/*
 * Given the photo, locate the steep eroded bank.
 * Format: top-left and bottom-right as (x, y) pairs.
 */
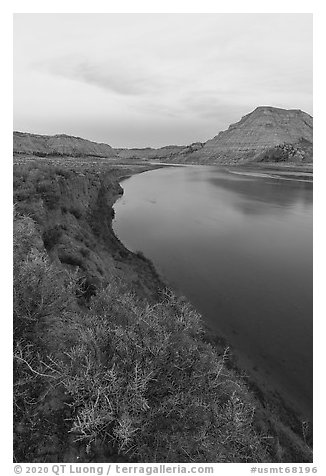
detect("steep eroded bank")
(14, 156), (164, 302)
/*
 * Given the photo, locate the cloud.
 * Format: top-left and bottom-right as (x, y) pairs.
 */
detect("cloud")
(16, 14), (312, 147)
(34, 55), (167, 96)
(181, 94), (231, 120)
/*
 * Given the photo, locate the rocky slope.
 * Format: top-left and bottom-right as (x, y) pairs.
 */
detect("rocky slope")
(180, 107), (313, 165)
(14, 131), (117, 158)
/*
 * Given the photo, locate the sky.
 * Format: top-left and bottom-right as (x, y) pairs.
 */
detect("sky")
(13, 13), (313, 148)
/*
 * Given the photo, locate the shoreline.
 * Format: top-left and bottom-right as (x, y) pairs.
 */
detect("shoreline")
(112, 164), (313, 440)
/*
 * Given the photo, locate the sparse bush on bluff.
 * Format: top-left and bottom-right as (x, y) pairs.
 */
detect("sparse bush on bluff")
(13, 158), (312, 463)
(13, 209), (269, 463)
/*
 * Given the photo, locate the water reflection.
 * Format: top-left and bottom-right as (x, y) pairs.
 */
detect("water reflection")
(207, 171), (312, 214)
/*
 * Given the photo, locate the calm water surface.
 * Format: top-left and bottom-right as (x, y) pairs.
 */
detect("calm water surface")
(113, 166), (313, 418)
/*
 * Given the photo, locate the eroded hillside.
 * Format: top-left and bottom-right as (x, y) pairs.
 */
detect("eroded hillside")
(14, 132), (117, 158)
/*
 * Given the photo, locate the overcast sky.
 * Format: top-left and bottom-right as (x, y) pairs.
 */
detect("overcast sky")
(13, 14), (312, 148)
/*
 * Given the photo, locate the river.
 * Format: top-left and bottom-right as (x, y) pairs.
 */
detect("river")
(113, 165), (313, 419)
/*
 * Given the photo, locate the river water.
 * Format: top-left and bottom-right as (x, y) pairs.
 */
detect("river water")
(113, 166), (313, 418)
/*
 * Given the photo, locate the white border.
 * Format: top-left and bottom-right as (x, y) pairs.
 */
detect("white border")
(4, 3), (324, 474)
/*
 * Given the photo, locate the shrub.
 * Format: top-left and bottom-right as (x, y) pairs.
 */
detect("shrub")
(36, 180), (61, 210)
(14, 249), (74, 335)
(52, 287), (267, 462)
(13, 213), (75, 337)
(13, 212), (41, 261)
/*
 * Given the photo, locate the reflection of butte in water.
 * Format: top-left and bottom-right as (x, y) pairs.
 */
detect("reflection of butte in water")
(113, 166), (313, 419)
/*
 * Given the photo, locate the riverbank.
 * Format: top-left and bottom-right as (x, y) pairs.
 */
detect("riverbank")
(112, 163), (313, 456)
(13, 155), (312, 462)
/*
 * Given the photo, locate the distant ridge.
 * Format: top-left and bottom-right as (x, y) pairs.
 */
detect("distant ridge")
(13, 131), (117, 158)
(115, 142), (204, 161)
(14, 106), (313, 164)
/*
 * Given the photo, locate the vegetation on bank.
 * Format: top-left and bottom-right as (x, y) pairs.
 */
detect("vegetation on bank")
(14, 209), (269, 462)
(13, 157), (312, 463)
(256, 139), (313, 163)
